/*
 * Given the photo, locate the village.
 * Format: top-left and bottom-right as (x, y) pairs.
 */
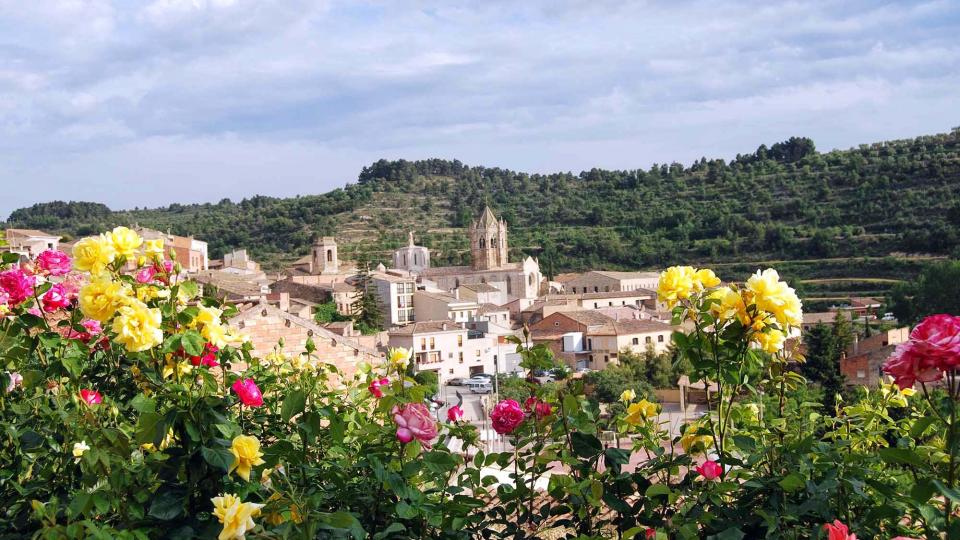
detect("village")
(3, 206), (907, 433)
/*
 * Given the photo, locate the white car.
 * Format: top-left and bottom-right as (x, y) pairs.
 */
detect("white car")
(465, 381), (493, 394)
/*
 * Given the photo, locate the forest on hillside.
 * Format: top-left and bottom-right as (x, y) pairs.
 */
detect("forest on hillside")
(5, 131), (960, 280)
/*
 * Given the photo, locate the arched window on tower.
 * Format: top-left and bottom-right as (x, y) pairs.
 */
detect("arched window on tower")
(479, 238), (485, 249)
(490, 237), (496, 248)
(326, 249), (333, 262)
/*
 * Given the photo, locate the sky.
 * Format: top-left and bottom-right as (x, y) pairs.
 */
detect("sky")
(0, 0), (958, 219)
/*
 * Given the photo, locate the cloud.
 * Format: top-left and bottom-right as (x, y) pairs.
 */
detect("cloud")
(0, 0), (958, 218)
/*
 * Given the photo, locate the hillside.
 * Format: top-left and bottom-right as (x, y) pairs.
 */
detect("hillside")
(6, 130), (960, 304)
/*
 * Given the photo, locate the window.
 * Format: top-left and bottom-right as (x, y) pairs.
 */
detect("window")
(475, 349), (480, 357)
(608, 302), (613, 307)
(645, 336), (652, 344)
(430, 337), (435, 349)
(588, 355), (593, 363)
(326, 249), (333, 262)
(594, 286), (599, 292)
(856, 370), (865, 379)
(458, 335), (463, 346)
(449, 369), (454, 374)
(459, 352), (464, 363)
(658, 335), (664, 343)
(594, 302), (598, 308)
(604, 355), (609, 363)
(420, 338), (426, 351)
(587, 339), (593, 350)
(554, 321), (560, 327)
(632, 337), (639, 345)
(604, 286), (610, 292)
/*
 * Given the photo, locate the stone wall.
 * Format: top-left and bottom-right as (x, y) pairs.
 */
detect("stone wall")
(229, 303), (380, 379)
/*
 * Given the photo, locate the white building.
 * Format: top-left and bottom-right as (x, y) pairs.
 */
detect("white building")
(4, 229), (61, 259)
(393, 231), (431, 273)
(371, 272), (416, 326)
(413, 290), (479, 324)
(387, 320), (497, 383)
(565, 271), (660, 294)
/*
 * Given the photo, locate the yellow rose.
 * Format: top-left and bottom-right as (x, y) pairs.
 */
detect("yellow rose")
(162, 355), (193, 379)
(72, 235), (116, 276)
(388, 347), (411, 369)
(108, 226), (143, 258)
(657, 266), (697, 308)
(72, 441), (90, 458)
(746, 268), (803, 329)
(619, 389), (636, 403)
(144, 238), (165, 258)
(710, 287), (750, 326)
(112, 300), (163, 352)
(694, 268), (721, 290)
(229, 435), (266, 482)
(79, 278), (129, 322)
(624, 399), (659, 425)
(753, 328), (786, 353)
(679, 427), (714, 455)
(211, 493), (263, 540)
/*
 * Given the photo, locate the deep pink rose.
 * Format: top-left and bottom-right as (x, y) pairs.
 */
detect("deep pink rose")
(162, 260), (174, 273)
(189, 343), (219, 367)
(491, 399), (525, 435)
(695, 460), (722, 480)
(447, 404), (464, 422)
(135, 266), (157, 284)
(27, 307), (42, 317)
(524, 396), (552, 419)
(393, 403), (438, 448)
(231, 378), (264, 407)
(368, 377), (389, 399)
(35, 250), (72, 276)
(61, 319), (103, 342)
(883, 314), (960, 389)
(80, 389), (103, 405)
(0, 269), (36, 306)
(823, 520), (856, 540)
(41, 283), (71, 312)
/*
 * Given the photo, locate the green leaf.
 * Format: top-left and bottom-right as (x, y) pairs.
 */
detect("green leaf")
(778, 473), (805, 492)
(933, 479), (960, 504)
(68, 492), (93, 519)
(201, 446), (235, 473)
(570, 432), (602, 458)
(148, 489), (185, 520)
(135, 412), (165, 445)
(708, 527), (745, 540)
(733, 435), (756, 452)
(645, 484), (671, 498)
(878, 447), (924, 467)
(20, 430), (43, 451)
(180, 330), (205, 356)
(281, 390), (307, 423)
(129, 394), (157, 414)
(910, 416), (937, 438)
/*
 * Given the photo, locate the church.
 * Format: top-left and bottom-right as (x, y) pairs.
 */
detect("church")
(403, 206), (543, 300)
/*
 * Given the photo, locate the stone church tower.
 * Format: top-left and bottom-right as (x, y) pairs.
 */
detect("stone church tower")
(470, 206), (509, 271)
(311, 236), (339, 275)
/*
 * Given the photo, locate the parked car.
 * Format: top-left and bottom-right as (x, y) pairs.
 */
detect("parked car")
(470, 373), (494, 381)
(466, 381), (493, 394)
(446, 377), (465, 386)
(463, 376), (491, 386)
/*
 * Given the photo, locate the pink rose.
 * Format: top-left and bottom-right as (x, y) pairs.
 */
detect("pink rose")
(695, 460), (722, 480)
(27, 307), (42, 317)
(822, 520), (856, 540)
(368, 377), (389, 399)
(61, 319), (103, 342)
(524, 396), (552, 419)
(41, 283), (71, 312)
(883, 314), (960, 389)
(81, 319), (102, 335)
(135, 266), (157, 284)
(447, 404), (464, 422)
(490, 399), (525, 435)
(0, 269), (36, 306)
(393, 403), (438, 448)
(35, 250), (72, 276)
(645, 530), (656, 540)
(162, 260), (174, 273)
(80, 389), (103, 405)
(231, 378), (264, 407)
(189, 343), (219, 367)
(5, 372), (22, 393)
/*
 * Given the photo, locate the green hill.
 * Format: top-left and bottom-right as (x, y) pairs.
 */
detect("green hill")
(5, 130), (960, 302)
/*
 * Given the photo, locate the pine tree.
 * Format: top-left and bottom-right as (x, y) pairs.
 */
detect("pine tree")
(351, 264), (383, 334)
(801, 320), (846, 413)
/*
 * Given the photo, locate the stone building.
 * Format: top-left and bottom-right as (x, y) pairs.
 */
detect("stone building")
(228, 302), (379, 379)
(564, 271), (660, 294)
(418, 206), (542, 300)
(311, 236), (340, 275)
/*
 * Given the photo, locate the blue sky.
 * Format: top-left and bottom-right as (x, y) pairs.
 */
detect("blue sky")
(1, 0), (958, 219)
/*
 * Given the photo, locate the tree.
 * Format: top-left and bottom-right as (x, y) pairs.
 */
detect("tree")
(800, 314), (850, 413)
(888, 260), (960, 325)
(313, 301), (351, 325)
(351, 265), (383, 334)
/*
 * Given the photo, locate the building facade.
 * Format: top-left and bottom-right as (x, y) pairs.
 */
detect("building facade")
(565, 271), (660, 294)
(371, 272), (416, 326)
(393, 232), (431, 273)
(387, 321), (497, 384)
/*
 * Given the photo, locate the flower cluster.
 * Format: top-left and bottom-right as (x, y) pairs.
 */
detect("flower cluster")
(883, 314), (960, 389)
(393, 403), (438, 448)
(657, 266), (803, 354)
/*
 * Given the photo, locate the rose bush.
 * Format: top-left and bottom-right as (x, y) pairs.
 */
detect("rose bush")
(0, 240), (957, 539)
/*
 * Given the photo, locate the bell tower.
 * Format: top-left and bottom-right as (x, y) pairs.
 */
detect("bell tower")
(470, 206), (508, 271)
(311, 236), (339, 275)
